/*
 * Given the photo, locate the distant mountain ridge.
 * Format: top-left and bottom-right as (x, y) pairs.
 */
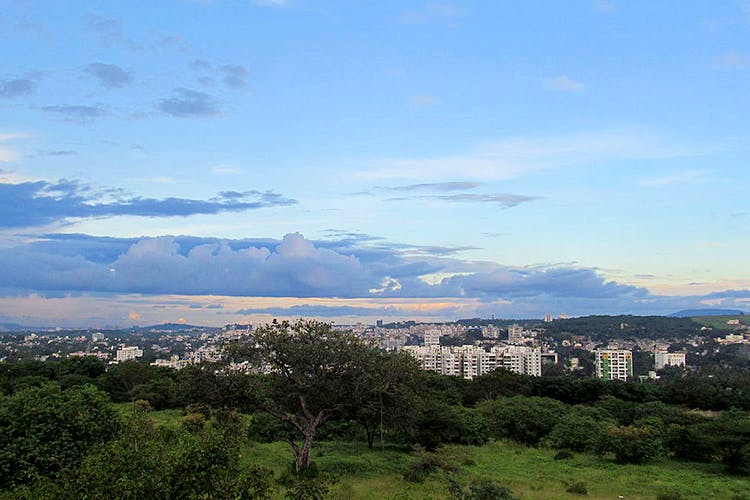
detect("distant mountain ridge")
(139, 323), (213, 331)
(669, 309), (746, 318)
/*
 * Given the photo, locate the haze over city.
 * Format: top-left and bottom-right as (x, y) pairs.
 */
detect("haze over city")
(1, 1), (749, 327)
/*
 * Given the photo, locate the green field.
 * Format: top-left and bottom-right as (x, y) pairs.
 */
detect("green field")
(240, 440), (750, 499)
(142, 408), (750, 499)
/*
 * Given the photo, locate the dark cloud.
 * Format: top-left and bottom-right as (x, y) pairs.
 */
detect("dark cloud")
(41, 104), (107, 123)
(428, 193), (539, 207)
(0, 179), (297, 228)
(388, 182), (481, 192)
(85, 62), (133, 88)
(0, 230), (661, 314)
(219, 65), (249, 88)
(30, 150), (78, 158)
(157, 88), (220, 117)
(386, 192), (539, 208)
(235, 304), (443, 317)
(0, 78), (37, 98)
(190, 61), (250, 89)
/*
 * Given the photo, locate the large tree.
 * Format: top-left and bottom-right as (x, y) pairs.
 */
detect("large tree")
(231, 319), (375, 472)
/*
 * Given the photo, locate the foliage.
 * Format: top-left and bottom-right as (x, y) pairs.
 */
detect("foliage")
(565, 480), (588, 495)
(411, 400), (488, 450)
(547, 406), (614, 452)
(97, 360), (177, 408)
(598, 424), (663, 464)
(55, 403), (273, 499)
(229, 319), (378, 472)
(0, 383), (118, 488)
(478, 396), (568, 446)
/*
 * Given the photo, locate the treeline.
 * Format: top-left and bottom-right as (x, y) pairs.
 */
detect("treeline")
(1, 320), (750, 498)
(544, 315), (713, 340)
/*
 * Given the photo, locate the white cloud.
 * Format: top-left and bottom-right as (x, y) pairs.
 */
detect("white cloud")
(0, 133), (30, 163)
(408, 94), (442, 108)
(593, 1), (616, 12)
(640, 170), (710, 187)
(212, 164), (244, 175)
(359, 130), (691, 181)
(544, 75), (585, 92)
(252, 0), (289, 7)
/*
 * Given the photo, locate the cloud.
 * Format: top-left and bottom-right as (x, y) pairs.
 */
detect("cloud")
(544, 75), (585, 92)
(361, 130), (692, 181)
(716, 53), (748, 68)
(418, 193), (539, 207)
(41, 105), (107, 123)
(0, 78), (37, 98)
(593, 1), (616, 12)
(31, 150), (78, 158)
(85, 62), (133, 88)
(157, 88), (220, 117)
(0, 232), (652, 310)
(400, 3), (466, 25)
(219, 65), (249, 88)
(212, 165), (243, 175)
(387, 182), (481, 192)
(409, 94), (442, 108)
(252, 0), (290, 7)
(640, 170), (709, 187)
(0, 134), (33, 163)
(0, 179), (297, 228)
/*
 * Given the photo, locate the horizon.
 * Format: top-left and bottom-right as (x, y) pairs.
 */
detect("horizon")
(2, 1), (750, 327)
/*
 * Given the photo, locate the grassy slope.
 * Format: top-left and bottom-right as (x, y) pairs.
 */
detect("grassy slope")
(140, 407), (750, 499)
(242, 440), (750, 500)
(692, 314), (750, 330)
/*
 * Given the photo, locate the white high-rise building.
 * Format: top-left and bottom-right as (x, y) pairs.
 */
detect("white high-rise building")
(595, 349), (633, 381)
(654, 351), (686, 370)
(403, 344), (541, 379)
(424, 329), (441, 347)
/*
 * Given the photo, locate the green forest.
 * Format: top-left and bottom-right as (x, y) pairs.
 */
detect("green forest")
(1, 320), (750, 499)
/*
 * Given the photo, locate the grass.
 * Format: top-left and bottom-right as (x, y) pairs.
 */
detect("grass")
(139, 406), (750, 499)
(692, 314), (750, 330)
(241, 440), (750, 499)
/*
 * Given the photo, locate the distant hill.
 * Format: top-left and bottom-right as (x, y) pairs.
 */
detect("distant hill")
(0, 322), (37, 332)
(139, 323), (213, 331)
(669, 309), (746, 318)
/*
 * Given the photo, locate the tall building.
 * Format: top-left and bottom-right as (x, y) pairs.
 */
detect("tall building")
(424, 329), (441, 347)
(116, 346), (144, 362)
(403, 344), (541, 379)
(595, 349), (633, 381)
(507, 324), (524, 341)
(654, 351), (686, 370)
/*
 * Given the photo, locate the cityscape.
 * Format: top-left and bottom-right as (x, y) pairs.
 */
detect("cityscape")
(2, 1), (750, 498)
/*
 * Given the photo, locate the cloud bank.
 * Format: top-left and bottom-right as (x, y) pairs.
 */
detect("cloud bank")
(0, 179), (296, 228)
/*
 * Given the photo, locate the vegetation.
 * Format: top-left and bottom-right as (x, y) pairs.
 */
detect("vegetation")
(2, 319), (750, 498)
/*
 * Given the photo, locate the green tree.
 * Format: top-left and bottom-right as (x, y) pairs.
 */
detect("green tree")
(598, 424), (663, 464)
(229, 320), (375, 472)
(0, 383), (118, 487)
(478, 396), (568, 446)
(349, 350), (425, 448)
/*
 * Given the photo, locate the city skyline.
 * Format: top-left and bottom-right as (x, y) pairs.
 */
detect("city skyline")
(1, 1), (749, 327)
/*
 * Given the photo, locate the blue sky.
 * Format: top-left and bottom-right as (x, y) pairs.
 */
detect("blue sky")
(1, 0), (749, 327)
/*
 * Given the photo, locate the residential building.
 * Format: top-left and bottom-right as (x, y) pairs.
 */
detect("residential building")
(654, 351), (686, 370)
(595, 349), (633, 381)
(115, 346), (143, 362)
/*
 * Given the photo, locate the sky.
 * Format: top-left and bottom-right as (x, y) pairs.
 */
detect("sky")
(1, 0), (749, 327)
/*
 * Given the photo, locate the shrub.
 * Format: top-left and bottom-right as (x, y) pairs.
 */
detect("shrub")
(598, 425), (663, 464)
(478, 396), (568, 446)
(565, 481), (588, 495)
